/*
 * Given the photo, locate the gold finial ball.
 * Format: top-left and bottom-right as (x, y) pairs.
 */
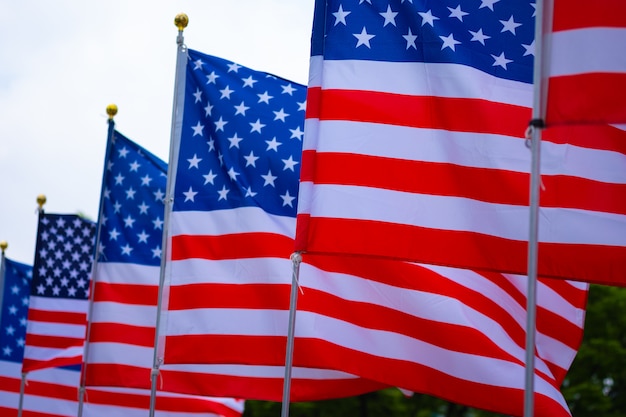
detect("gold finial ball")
(36, 194), (47, 208)
(0, 241), (7, 252)
(106, 104), (118, 119)
(174, 13), (189, 31)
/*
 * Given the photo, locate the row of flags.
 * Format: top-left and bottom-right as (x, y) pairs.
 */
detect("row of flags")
(1, 1), (624, 417)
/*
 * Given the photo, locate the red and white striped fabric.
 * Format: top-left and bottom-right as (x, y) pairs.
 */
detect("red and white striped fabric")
(292, 255), (588, 417)
(0, 361), (244, 417)
(295, 0), (626, 286)
(544, 0), (626, 125)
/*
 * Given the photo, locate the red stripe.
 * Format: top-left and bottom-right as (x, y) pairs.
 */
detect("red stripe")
(543, 123), (626, 154)
(85, 364), (151, 390)
(23, 334), (83, 349)
(93, 282), (158, 305)
(26, 309), (86, 325)
(307, 87), (530, 137)
(88, 322), (155, 347)
(552, 0), (626, 31)
(547, 73), (626, 125)
(171, 233), (294, 261)
(0, 407), (73, 417)
(299, 217), (626, 286)
(21, 357), (82, 373)
(303, 151), (626, 215)
(169, 283), (290, 311)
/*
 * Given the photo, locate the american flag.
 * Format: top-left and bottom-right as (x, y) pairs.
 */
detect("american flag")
(83, 128), (245, 417)
(543, 0), (626, 125)
(22, 213), (96, 372)
(160, 48), (387, 400)
(0, 255), (244, 417)
(295, 0), (626, 285)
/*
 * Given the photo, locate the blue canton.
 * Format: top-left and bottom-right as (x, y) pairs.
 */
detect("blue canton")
(173, 49), (307, 218)
(98, 131), (167, 266)
(0, 258), (32, 363)
(32, 214), (96, 300)
(313, 0), (535, 83)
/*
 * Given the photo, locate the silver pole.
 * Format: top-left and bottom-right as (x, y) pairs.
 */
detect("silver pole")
(281, 252), (303, 417)
(17, 373), (27, 417)
(149, 14), (189, 417)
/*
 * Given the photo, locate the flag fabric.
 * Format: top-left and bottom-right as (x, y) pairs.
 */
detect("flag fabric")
(82, 128), (245, 417)
(543, 0), (626, 125)
(22, 213), (96, 372)
(295, 0), (626, 285)
(159, 47), (387, 400)
(0, 256), (244, 417)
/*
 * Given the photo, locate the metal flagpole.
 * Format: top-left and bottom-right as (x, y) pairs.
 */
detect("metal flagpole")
(0, 241), (7, 321)
(77, 105), (118, 417)
(18, 196), (46, 417)
(149, 13), (189, 417)
(281, 252), (303, 417)
(524, 1), (551, 416)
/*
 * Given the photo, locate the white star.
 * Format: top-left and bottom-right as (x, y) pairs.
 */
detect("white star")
(192, 59), (204, 70)
(469, 28), (490, 45)
(206, 71), (219, 84)
(37, 284), (45, 294)
(121, 244), (133, 256)
(138, 202), (150, 214)
(193, 88), (202, 103)
(109, 229), (120, 240)
(137, 230), (149, 243)
(266, 137), (282, 151)
(257, 91), (273, 104)
(440, 33), (461, 51)
(227, 167), (240, 181)
(234, 101), (250, 116)
(333, 5), (351, 26)
(479, 0), (500, 11)
(261, 170), (277, 187)
(281, 84), (296, 95)
(359, 0), (371, 3)
(152, 246), (162, 258)
(242, 75), (257, 88)
(140, 175), (152, 186)
(153, 189), (165, 202)
(129, 161), (140, 172)
(228, 133), (244, 148)
(244, 151), (259, 167)
(114, 173), (124, 185)
(204, 102), (214, 116)
(403, 28), (418, 49)
(250, 119), (266, 133)
(244, 187), (257, 197)
(52, 286), (60, 296)
(123, 215), (136, 228)
(289, 126), (304, 140)
(297, 101), (307, 111)
(227, 62), (241, 72)
(125, 187), (136, 199)
(203, 170), (217, 185)
(491, 52), (513, 69)
(207, 138), (215, 151)
(153, 217), (164, 229)
(273, 108), (289, 122)
(192, 121), (204, 136)
(68, 287), (77, 297)
(220, 85), (234, 99)
(280, 190), (296, 207)
(522, 40), (535, 56)
(354, 27), (375, 48)
(187, 154), (202, 169)
(214, 117), (228, 131)
(418, 10), (439, 27)
(282, 156), (299, 172)
(380, 5), (398, 27)
(500, 16), (522, 35)
(448, 5), (468, 21)
(183, 187), (198, 202)
(217, 185), (230, 201)
(118, 147), (129, 158)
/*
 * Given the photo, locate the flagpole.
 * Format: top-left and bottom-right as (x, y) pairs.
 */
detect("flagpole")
(524, 1), (550, 416)
(149, 14), (189, 417)
(77, 104), (118, 417)
(0, 241), (7, 320)
(281, 252), (302, 417)
(18, 196), (46, 417)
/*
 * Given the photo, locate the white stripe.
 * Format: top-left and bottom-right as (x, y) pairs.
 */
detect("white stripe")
(549, 28), (626, 76)
(91, 301), (156, 327)
(162, 363), (363, 380)
(307, 120), (626, 184)
(169, 258), (292, 286)
(302, 183), (626, 245)
(23, 345), (84, 361)
(28, 296), (89, 313)
(170, 207), (295, 237)
(309, 56), (533, 107)
(96, 262), (160, 285)
(25, 320), (86, 338)
(86, 342), (153, 368)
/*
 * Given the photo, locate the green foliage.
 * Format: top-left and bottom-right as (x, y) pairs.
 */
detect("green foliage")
(243, 284), (626, 417)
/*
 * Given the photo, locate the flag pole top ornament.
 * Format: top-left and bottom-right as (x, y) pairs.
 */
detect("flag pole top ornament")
(174, 13), (188, 31)
(106, 104), (118, 120)
(36, 194), (46, 209)
(0, 240), (7, 253)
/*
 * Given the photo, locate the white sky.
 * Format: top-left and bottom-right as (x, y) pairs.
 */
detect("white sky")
(0, 1), (315, 265)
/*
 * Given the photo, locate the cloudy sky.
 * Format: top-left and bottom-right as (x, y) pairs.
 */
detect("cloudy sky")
(0, 1), (315, 264)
